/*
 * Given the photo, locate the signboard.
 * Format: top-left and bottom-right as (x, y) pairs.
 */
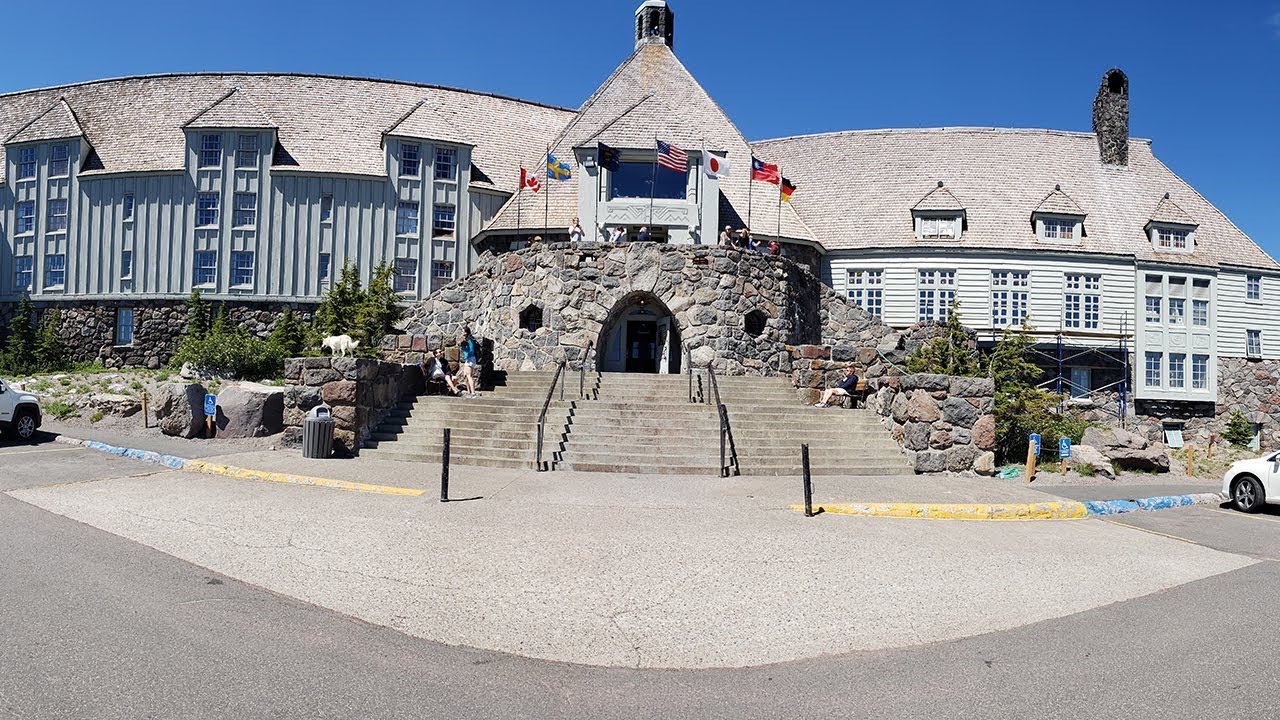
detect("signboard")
(1030, 433), (1041, 457)
(204, 394), (217, 417)
(1059, 437), (1072, 459)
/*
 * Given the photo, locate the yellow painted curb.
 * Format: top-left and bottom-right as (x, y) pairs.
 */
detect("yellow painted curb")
(790, 501), (1089, 521)
(183, 460), (425, 497)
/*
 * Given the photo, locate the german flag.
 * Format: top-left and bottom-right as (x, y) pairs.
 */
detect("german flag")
(780, 177), (797, 202)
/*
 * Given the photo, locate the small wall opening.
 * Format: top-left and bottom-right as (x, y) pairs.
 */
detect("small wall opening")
(1106, 69), (1127, 95)
(519, 305), (544, 333)
(744, 309), (768, 337)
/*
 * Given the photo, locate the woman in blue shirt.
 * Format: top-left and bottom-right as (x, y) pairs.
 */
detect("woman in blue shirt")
(458, 326), (480, 398)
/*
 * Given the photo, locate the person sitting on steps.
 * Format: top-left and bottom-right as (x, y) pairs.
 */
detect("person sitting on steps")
(814, 365), (859, 409)
(421, 347), (461, 396)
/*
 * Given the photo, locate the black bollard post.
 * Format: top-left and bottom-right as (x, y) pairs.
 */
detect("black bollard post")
(440, 427), (451, 503)
(802, 443), (813, 517)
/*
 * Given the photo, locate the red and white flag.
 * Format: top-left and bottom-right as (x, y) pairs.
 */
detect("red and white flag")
(702, 152), (731, 178)
(519, 167), (541, 193)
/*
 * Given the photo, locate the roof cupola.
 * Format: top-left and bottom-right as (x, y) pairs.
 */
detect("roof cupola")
(635, 1), (674, 50)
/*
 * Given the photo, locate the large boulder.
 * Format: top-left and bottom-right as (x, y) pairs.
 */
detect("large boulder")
(87, 393), (141, 418)
(154, 382), (207, 438)
(1071, 444), (1116, 478)
(215, 382), (284, 438)
(1081, 426), (1168, 472)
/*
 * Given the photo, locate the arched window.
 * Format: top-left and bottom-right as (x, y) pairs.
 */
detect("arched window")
(744, 309), (768, 337)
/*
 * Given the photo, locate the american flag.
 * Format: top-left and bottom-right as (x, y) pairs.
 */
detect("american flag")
(656, 139), (688, 172)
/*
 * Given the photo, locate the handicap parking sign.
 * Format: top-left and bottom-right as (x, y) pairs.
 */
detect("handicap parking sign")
(1059, 437), (1072, 459)
(1030, 433), (1041, 456)
(204, 394), (217, 417)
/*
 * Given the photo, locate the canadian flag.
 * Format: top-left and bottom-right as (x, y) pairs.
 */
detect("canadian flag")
(519, 167), (541, 193)
(703, 152), (731, 178)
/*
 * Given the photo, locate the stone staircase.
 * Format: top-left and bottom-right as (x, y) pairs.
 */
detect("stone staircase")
(363, 370), (910, 476)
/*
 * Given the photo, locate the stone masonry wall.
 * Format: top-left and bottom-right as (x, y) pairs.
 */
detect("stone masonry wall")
(281, 357), (420, 455)
(0, 298), (315, 369)
(868, 373), (997, 475)
(392, 241), (890, 376)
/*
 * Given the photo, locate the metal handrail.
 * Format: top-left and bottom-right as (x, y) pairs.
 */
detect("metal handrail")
(704, 364), (740, 477)
(579, 340), (595, 399)
(535, 361), (567, 472)
(685, 346), (694, 403)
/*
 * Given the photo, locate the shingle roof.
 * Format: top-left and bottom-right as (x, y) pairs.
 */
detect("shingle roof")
(483, 44), (816, 242)
(5, 97), (85, 144)
(1148, 193), (1197, 226)
(0, 73), (574, 190)
(1034, 185), (1086, 216)
(752, 127), (1278, 270)
(384, 96), (473, 146)
(913, 183), (965, 211)
(183, 87), (277, 129)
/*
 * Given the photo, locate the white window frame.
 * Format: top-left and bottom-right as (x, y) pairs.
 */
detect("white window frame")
(1064, 273), (1101, 330)
(1192, 299), (1208, 327)
(1144, 351), (1162, 388)
(44, 254), (66, 289)
(1038, 214), (1082, 242)
(915, 213), (960, 241)
(1145, 296), (1162, 324)
(231, 250), (254, 287)
(1247, 275), (1261, 301)
(1247, 330), (1263, 359)
(198, 134), (222, 168)
(1168, 297), (1185, 326)
(193, 250), (218, 287)
(1192, 355), (1209, 390)
(1150, 223), (1195, 254)
(917, 269), (956, 323)
(17, 147), (37, 179)
(196, 192), (220, 228)
(49, 143), (70, 177)
(233, 192), (257, 228)
(1168, 353), (1185, 388)
(432, 204), (456, 239)
(115, 308), (135, 347)
(393, 257), (418, 293)
(990, 270), (1029, 328)
(396, 201), (419, 237)
(846, 269), (884, 318)
(235, 134), (259, 168)
(14, 256), (33, 291)
(434, 146), (457, 181)
(400, 142), (420, 178)
(46, 198), (68, 234)
(15, 201), (35, 235)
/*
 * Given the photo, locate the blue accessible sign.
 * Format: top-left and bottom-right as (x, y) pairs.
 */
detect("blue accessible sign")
(1059, 437), (1072, 459)
(1029, 433), (1041, 456)
(204, 394), (217, 417)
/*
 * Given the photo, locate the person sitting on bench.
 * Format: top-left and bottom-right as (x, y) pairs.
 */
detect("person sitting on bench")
(814, 365), (860, 409)
(421, 347), (461, 396)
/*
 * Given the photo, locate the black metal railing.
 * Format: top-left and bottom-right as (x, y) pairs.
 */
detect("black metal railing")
(535, 361), (567, 472)
(704, 364), (740, 477)
(579, 340), (595, 400)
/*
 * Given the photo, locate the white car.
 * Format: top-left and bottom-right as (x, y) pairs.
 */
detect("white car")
(1223, 453), (1279, 513)
(0, 377), (42, 441)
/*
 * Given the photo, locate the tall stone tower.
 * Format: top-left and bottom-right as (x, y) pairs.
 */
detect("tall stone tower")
(635, 0), (674, 49)
(1092, 68), (1129, 166)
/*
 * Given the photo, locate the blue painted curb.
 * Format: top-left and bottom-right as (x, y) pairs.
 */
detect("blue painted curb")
(1084, 493), (1223, 516)
(58, 436), (191, 471)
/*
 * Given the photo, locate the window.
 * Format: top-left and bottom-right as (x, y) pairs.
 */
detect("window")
(17, 147), (36, 179)
(115, 308), (134, 346)
(121, 250), (133, 280)
(235, 134), (259, 168)
(1145, 296), (1162, 324)
(49, 144), (70, 177)
(1247, 330), (1262, 358)
(1169, 353), (1185, 388)
(1043, 218), (1076, 240)
(990, 271), (1029, 327)
(1247, 275), (1261, 300)
(917, 269), (956, 322)
(400, 142), (420, 178)
(1168, 297), (1185, 326)
(15, 201), (35, 235)
(434, 147), (457, 181)
(46, 199), (68, 233)
(1192, 299), (1209, 327)
(431, 260), (454, 292)
(393, 258), (417, 293)
(233, 193), (257, 227)
(744, 309), (768, 337)
(123, 193), (135, 222)
(846, 269), (884, 318)
(610, 161), (685, 199)
(193, 250), (217, 287)
(320, 194), (333, 223)
(196, 193), (220, 227)
(1144, 352), (1161, 388)
(432, 205), (456, 238)
(1192, 355), (1209, 390)
(920, 216), (958, 240)
(318, 253), (331, 283)
(14, 256), (33, 291)
(1155, 226), (1188, 250)
(199, 134), (221, 168)
(231, 251), (254, 286)
(396, 201), (419, 236)
(44, 254), (66, 288)
(1064, 273), (1101, 329)
(520, 305), (545, 333)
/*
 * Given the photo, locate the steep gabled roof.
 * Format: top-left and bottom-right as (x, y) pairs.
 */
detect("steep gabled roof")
(913, 182), (965, 211)
(1034, 185), (1086, 216)
(384, 96), (473, 146)
(5, 97), (85, 144)
(483, 43), (816, 242)
(183, 86), (277, 129)
(1148, 192), (1197, 226)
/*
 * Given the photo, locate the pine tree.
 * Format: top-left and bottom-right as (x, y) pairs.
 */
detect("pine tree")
(184, 290), (211, 340)
(1, 295), (39, 374)
(313, 262), (363, 338)
(905, 301), (979, 377)
(354, 262), (401, 350)
(269, 307), (308, 357)
(1223, 410), (1255, 448)
(34, 309), (69, 372)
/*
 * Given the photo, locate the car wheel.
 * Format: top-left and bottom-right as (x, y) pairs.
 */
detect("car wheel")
(1232, 475), (1266, 514)
(13, 411), (37, 442)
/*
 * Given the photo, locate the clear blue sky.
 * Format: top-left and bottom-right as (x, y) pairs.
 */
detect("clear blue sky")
(4, 0), (1278, 254)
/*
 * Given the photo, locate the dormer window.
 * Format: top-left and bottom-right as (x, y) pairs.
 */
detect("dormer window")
(1043, 218), (1076, 240)
(49, 144), (70, 177)
(919, 215), (960, 240)
(911, 182), (965, 241)
(1148, 223), (1196, 254)
(17, 147), (36, 180)
(198, 134), (221, 168)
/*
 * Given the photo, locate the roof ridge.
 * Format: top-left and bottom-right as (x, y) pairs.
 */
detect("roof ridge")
(753, 126), (1155, 145)
(4, 96), (85, 145)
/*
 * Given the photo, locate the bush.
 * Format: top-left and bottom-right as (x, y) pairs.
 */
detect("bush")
(172, 304), (286, 380)
(0, 296), (72, 375)
(1223, 410), (1255, 448)
(45, 400), (79, 420)
(312, 262), (402, 354)
(906, 301), (980, 377)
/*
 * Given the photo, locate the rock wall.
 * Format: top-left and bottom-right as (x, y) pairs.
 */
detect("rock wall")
(0, 298), (315, 369)
(281, 357), (420, 455)
(867, 373), (997, 475)
(392, 242), (891, 375)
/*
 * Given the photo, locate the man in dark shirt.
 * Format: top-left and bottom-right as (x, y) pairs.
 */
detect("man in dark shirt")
(814, 365), (860, 409)
(637, 226), (652, 242)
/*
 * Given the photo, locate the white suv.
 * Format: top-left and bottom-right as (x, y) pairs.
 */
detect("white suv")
(0, 377), (42, 441)
(1223, 453), (1278, 513)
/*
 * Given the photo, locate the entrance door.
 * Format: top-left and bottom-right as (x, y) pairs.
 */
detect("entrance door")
(626, 320), (657, 373)
(656, 318), (671, 373)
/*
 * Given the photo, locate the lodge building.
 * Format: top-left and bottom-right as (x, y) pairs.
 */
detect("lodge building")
(0, 1), (1276, 443)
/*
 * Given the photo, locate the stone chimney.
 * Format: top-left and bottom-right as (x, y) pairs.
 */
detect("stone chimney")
(1092, 68), (1129, 166)
(635, 1), (674, 50)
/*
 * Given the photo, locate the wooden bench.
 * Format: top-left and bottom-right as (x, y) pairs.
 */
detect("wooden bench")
(838, 379), (869, 409)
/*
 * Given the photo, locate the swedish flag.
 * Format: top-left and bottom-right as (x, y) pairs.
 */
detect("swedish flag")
(546, 154), (572, 181)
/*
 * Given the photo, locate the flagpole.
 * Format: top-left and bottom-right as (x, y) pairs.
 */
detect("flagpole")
(775, 164), (783, 242)
(649, 136), (658, 229)
(516, 178), (522, 246)
(543, 145), (550, 239)
(747, 168), (753, 235)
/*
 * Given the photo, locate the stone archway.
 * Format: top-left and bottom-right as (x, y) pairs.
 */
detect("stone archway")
(597, 291), (682, 374)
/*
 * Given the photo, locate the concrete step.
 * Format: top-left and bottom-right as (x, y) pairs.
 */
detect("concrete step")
(366, 441), (542, 462)
(364, 448), (535, 469)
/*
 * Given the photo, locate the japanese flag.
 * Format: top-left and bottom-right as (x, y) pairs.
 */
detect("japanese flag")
(703, 152), (731, 178)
